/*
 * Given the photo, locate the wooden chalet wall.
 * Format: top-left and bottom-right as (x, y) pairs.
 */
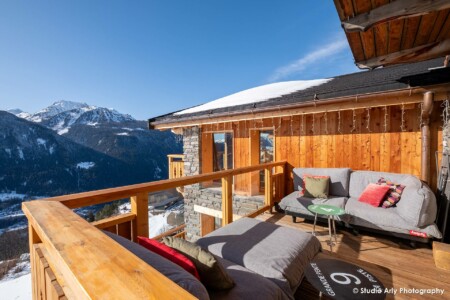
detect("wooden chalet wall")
(201, 102), (443, 195)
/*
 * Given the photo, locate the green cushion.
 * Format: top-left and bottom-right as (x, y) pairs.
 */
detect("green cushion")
(162, 236), (235, 290)
(304, 176), (329, 198)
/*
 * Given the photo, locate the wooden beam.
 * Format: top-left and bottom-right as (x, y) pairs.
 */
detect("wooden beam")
(342, 0), (450, 32)
(357, 39), (450, 68)
(131, 193), (149, 241)
(221, 175), (233, 226)
(22, 201), (196, 300)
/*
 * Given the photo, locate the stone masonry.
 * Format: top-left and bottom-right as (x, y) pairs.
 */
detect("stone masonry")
(182, 126), (265, 241)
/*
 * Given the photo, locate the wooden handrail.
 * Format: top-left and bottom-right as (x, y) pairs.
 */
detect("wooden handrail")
(45, 160), (286, 209)
(152, 224), (186, 241)
(167, 154), (184, 159)
(23, 201), (196, 299)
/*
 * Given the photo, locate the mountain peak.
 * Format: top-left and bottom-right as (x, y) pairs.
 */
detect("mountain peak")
(7, 109), (31, 119)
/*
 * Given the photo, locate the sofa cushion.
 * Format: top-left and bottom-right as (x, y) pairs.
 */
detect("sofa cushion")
(196, 217), (321, 298)
(395, 177), (438, 227)
(104, 232), (210, 300)
(162, 236), (234, 290)
(304, 176), (330, 198)
(137, 236), (200, 279)
(208, 257), (290, 300)
(293, 168), (351, 197)
(345, 198), (442, 238)
(279, 191), (349, 221)
(358, 184), (390, 207)
(377, 177), (406, 208)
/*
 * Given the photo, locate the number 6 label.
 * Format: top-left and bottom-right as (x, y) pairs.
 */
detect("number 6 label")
(330, 273), (362, 285)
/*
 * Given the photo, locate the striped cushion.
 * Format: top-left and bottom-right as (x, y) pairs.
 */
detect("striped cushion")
(377, 177), (406, 208)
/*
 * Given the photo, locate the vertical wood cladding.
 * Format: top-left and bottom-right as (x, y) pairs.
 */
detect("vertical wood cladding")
(200, 103), (443, 194)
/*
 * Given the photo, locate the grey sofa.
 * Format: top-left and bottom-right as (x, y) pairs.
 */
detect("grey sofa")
(106, 217), (322, 300)
(279, 168), (442, 241)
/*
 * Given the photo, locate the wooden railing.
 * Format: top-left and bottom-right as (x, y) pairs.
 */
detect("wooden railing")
(168, 154), (184, 179)
(23, 160), (287, 299)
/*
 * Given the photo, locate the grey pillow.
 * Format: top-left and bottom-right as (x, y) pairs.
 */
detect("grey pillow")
(162, 236), (235, 290)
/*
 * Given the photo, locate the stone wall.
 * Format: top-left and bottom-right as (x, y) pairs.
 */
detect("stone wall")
(181, 126), (265, 241)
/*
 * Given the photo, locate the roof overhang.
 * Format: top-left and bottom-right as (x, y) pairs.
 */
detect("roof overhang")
(334, 0), (450, 68)
(150, 84), (450, 130)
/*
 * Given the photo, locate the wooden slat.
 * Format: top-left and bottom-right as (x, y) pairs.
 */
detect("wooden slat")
(264, 167), (273, 211)
(200, 214), (215, 237)
(23, 201), (197, 300)
(221, 175), (233, 226)
(117, 221), (132, 240)
(131, 193), (149, 241)
(428, 10), (450, 43)
(401, 16), (422, 50)
(91, 212), (136, 230)
(341, 0), (450, 32)
(357, 38), (450, 68)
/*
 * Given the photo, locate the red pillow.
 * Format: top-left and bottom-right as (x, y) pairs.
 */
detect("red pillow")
(137, 236), (200, 280)
(358, 184), (391, 207)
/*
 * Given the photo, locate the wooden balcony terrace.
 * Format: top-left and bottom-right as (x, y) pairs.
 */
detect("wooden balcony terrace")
(22, 161), (449, 299)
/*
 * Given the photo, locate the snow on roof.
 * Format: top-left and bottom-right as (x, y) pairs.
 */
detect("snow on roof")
(174, 79), (333, 115)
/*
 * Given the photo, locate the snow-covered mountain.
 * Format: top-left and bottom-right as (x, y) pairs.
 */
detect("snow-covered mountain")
(9, 101), (135, 135)
(25, 100), (91, 123)
(6, 109), (31, 119)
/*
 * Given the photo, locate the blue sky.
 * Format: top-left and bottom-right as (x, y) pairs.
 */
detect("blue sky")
(0, 1), (359, 120)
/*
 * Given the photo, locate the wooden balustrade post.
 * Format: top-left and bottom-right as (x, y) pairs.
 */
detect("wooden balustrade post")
(28, 225), (41, 300)
(168, 156), (173, 179)
(131, 193), (149, 241)
(265, 167), (274, 213)
(222, 175), (233, 226)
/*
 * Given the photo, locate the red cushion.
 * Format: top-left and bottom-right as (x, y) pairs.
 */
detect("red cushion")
(358, 184), (391, 207)
(137, 236), (200, 280)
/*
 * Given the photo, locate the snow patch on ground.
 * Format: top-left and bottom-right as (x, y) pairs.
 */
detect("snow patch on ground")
(16, 148), (24, 160)
(116, 132), (129, 136)
(49, 146), (55, 154)
(76, 162), (95, 169)
(118, 200), (184, 238)
(36, 138), (46, 147)
(0, 192), (26, 201)
(0, 273), (31, 300)
(4, 148), (11, 157)
(87, 122), (98, 126)
(175, 79), (332, 115)
(57, 128), (69, 135)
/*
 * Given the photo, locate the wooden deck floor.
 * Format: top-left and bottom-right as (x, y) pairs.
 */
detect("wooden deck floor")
(256, 212), (450, 300)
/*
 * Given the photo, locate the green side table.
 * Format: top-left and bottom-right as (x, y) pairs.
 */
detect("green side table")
(308, 204), (346, 252)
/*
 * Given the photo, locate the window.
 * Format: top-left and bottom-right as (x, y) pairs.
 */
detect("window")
(259, 130), (274, 189)
(213, 133), (233, 171)
(250, 129), (275, 195)
(201, 131), (233, 187)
